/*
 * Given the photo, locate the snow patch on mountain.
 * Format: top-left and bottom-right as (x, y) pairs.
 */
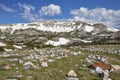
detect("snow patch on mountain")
(76, 23), (82, 29)
(85, 25), (94, 32)
(79, 39), (92, 43)
(45, 38), (70, 46)
(107, 27), (119, 32)
(0, 42), (7, 46)
(11, 23), (37, 34)
(13, 45), (22, 49)
(36, 23), (75, 32)
(4, 48), (13, 52)
(0, 25), (11, 30)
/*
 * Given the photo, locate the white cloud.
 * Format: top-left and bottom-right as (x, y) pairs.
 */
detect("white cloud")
(39, 4), (61, 16)
(18, 3), (35, 13)
(17, 3), (62, 21)
(0, 4), (15, 12)
(18, 3), (41, 21)
(70, 7), (120, 29)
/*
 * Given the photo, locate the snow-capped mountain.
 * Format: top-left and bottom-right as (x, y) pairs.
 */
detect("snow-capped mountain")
(0, 21), (118, 34)
(0, 21), (119, 46)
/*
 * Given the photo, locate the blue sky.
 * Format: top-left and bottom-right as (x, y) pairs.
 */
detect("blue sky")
(0, 0), (120, 29)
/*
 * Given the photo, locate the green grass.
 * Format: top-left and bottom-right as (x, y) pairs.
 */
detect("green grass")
(0, 45), (120, 80)
(0, 56), (100, 80)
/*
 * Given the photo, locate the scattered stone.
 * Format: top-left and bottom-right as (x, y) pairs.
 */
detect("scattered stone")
(87, 54), (111, 79)
(6, 78), (18, 80)
(95, 67), (104, 74)
(13, 45), (22, 49)
(103, 77), (112, 80)
(66, 70), (79, 80)
(27, 76), (33, 79)
(82, 64), (86, 67)
(101, 57), (107, 63)
(103, 70), (112, 80)
(55, 56), (62, 59)
(72, 52), (79, 56)
(67, 70), (77, 77)
(110, 65), (120, 72)
(39, 58), (44, 62)
(18, 59), (23, 64)
(11, 64), (16, 67)
(23, 64), (31, 70)
(8, 58), (18, 61)
(90, 70), (96, 74)
(1, 52), (9, 57)
(48, 59), (55, 62)
(71, 51), (82, 56)
(4, 48), (13, 52)
(75, 64), (78, 67)
(23, 61), (38, 70)
(0, 45), (119, 80)
(15, 67), (19, 70)
(0, 42), (7, 46)
(85, 58), (93, 64)
(41, 62), (48, 67)
(16, 74), (24, 78)
(0, 64), (11, 70)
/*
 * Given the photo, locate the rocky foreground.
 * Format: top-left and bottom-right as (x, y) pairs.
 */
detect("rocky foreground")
(0, 45), (120, 80)
(0, 21), (120, 80)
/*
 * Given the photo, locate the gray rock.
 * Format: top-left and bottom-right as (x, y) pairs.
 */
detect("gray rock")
(6, 79), (18, 80)
(18, 59), (23, 64)
(23, 61), (35, 69)
(27, 76), (33, 79)
(41, 62), (48, 67)
(95, 67), (104, 74)
(0, 64), (11, 70)
(16, 74), (24, 78)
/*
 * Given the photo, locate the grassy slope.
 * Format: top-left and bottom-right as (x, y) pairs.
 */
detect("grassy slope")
(0, 45), (120, 80)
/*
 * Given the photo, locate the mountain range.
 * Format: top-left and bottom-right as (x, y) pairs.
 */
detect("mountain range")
(0, 21), (120, 47)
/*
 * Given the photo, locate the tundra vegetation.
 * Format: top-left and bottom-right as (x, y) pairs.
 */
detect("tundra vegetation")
(0, 45), (120, 80)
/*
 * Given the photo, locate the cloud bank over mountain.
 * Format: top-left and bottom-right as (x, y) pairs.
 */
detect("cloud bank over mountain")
(70, 7), (120, 29)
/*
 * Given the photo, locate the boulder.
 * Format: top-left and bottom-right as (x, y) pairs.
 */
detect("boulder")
(0, 64), (11, 70)
(41, 62), (48, 67)
(110, 65), (120, 72)
(103, 77), (112, 80)
(0, 42), (7, 46)
(23, 61), (38, 70)
(95, 67), (104, 74)
(18, 59), (23, 64)
(111, 31), (120, 39)
(6, 78), (18, 80)
(67, 70), (77, 77)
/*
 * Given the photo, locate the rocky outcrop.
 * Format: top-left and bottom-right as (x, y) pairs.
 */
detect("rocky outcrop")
(111, 31), (120, 39)
(5, 29), (48, 44)
(67, 38), (92, 46)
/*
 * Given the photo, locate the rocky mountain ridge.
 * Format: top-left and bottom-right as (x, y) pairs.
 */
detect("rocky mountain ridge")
(0, 21), (119, 47)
